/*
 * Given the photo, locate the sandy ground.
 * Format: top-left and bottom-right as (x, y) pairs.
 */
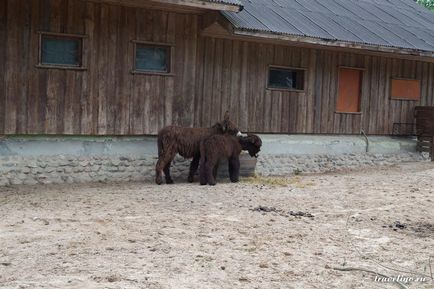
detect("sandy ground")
(1, 162), (434, 289)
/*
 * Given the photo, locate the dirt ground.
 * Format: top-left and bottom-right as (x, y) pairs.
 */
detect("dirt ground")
(1, 162), (434, 289)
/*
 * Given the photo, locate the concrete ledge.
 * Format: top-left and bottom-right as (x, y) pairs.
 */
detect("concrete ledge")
(0, 136), (157, 157)
(258, 134), (417, 155)
(0, 135), (418, 157)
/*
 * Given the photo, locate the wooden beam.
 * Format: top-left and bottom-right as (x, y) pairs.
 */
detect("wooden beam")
(201, 11), (234, 37)
(86, 0), (203, 13)
(87, 0), (241, 12)
(201, 21), (232, 37)
(156, 0), (241, 12)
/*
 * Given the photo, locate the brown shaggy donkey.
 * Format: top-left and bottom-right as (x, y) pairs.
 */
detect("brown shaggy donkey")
(155, 112), (239, 185)
(199, 134), (262, 186)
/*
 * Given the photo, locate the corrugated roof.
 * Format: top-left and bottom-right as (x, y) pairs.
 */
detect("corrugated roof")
(221, 0), (434, 55)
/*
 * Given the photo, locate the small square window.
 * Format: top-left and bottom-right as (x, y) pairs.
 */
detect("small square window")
(134, 43), (172, 74)
(40, 34), (83, 67)
(268, 67), (305, 90)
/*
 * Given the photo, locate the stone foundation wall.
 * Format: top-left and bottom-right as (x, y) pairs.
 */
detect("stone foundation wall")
(0, 155), (188, 186)
(0, 152), (430, 186)
(256, 152), (430, 176)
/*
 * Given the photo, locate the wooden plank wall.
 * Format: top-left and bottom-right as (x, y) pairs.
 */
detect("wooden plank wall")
(0, 0), (197, 135)
(0, 0), (6, 133)
(1, 0), (434, 136)
(194, 38), (434, 135)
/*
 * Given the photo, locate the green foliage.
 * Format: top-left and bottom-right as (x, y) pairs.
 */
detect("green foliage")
(417, 0), (434, 11)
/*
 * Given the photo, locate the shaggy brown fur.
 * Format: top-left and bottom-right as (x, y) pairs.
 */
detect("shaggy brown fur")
(199, 134), (262, 186)
(155, 112), (239, 185)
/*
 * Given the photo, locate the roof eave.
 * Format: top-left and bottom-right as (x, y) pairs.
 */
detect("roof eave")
(159, 0), (242, 12)
(233, 29), (434, 59)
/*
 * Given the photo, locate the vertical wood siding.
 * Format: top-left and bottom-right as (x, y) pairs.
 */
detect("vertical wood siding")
(0, 0), (6, 133)
(195, 39), (434, 135)
(0, 0), (197, 135)
(1, 0), (434, 135)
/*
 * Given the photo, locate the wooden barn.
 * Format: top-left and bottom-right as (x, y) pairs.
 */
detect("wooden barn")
(1, 0), (434, 136)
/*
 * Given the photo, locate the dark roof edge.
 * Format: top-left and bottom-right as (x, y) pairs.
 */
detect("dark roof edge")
(233, 28), (434, 59)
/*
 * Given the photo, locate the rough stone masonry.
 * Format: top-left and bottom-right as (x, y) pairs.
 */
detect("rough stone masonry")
(0, 152), (430, 186)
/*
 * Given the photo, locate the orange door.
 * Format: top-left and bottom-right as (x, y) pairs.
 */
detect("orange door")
(336, 68), (362, 113)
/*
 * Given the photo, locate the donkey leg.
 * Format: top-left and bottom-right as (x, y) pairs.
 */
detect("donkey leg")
(207, 162), (217, 186)
(228, 157), (240, 183)
(155, 151), (176, 185)
(188, 155), (200, 183)
(155, 158), (165, 185)
(163, 162), (174, 184)
(163, 152), (177, 184)
(212, 161), (219, 180)
(199, 159), (208, 185)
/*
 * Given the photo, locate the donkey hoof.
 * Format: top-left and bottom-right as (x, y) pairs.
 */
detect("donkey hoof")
(187, 175), (194, 183)
(155, 178), (163, 185)
(166, 179), (174, 184)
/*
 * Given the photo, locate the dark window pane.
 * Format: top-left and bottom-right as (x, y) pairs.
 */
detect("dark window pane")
(135, 45), (169, 73)
(41, 36), (81, 66)
(268, 68), (304, 90)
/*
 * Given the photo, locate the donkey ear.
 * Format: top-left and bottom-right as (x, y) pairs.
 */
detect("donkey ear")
(223, 111), (230, 122)
(215, 121), (226, 132)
